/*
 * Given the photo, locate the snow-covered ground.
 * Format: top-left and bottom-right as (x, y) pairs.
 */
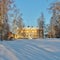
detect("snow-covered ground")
(0, 38), (60, 60)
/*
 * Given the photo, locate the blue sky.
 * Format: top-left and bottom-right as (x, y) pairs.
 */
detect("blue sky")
(15, 0), (56, 27)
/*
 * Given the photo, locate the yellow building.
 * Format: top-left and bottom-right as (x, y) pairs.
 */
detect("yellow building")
(15, 27), (43, 39)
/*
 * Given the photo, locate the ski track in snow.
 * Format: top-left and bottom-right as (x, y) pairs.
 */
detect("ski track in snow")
(0, 39), (60, 60)
(0, 44), (19, 60)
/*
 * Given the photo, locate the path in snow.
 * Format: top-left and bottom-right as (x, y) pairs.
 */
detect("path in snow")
(0, 44), (19, 60)
(0, 39), (60, 60)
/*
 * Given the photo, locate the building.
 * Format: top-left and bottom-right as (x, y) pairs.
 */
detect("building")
(14, 27), (43, 39)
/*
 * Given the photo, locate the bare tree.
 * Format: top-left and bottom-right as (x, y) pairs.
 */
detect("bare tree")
(12, 8), (25, 39)
(37, 13), (45, 38)
(0, 0), (14, 40)
(48, 1), (60, 38)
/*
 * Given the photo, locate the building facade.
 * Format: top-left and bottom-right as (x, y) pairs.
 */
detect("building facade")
(14, 27), (43, 39)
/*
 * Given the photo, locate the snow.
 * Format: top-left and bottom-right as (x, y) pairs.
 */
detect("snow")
(0, 39), (60, 60)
